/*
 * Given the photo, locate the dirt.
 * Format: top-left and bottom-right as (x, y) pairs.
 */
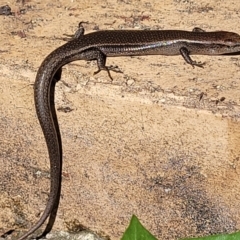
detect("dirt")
(1, 0), (240, 239)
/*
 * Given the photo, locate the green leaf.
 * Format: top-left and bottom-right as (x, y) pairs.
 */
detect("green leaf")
(181, 231), (240, 240)
(121, 215), (240, 240)
(121, 215), (158, 240)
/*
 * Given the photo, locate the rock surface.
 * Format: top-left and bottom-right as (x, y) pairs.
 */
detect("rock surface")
(0, 0), (240, 239)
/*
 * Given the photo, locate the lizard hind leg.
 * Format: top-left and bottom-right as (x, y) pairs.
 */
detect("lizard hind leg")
(81, 47), (122, 80)
(73, 21), (89, 39)
(94, 64), (123, 81)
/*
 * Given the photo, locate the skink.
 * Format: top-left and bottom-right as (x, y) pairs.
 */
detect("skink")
(17, 24), (240, 239)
